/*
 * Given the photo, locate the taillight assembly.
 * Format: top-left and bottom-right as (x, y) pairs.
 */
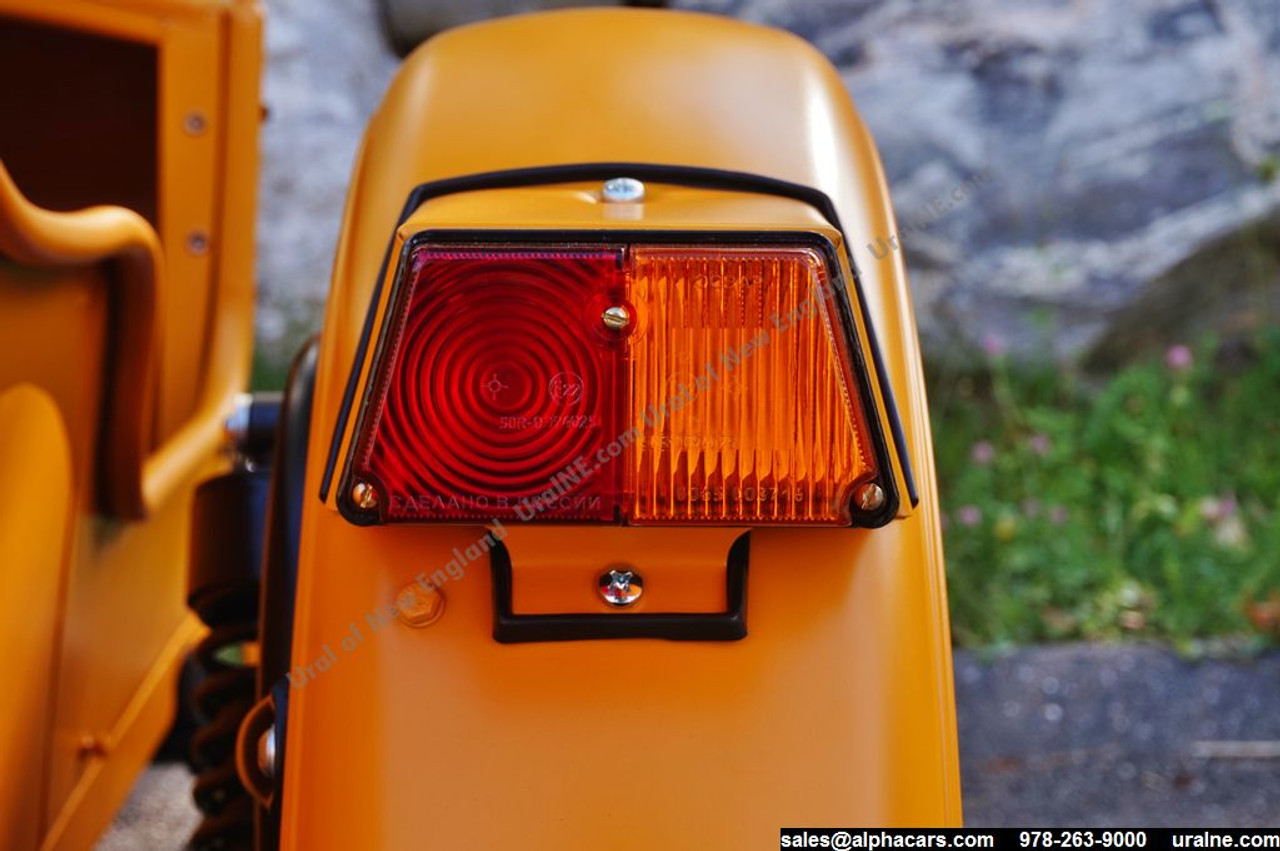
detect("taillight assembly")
(340, 236), (896, 527)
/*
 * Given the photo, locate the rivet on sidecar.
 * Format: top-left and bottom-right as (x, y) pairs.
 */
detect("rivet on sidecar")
(602, 177), (645, 203)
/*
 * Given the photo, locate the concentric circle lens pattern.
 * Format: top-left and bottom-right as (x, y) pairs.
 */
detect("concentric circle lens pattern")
(355, 246), (626, 521)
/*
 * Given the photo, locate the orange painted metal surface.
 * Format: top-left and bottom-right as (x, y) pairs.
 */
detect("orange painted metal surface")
(0, 0), (262, 847)
(284, 9), (959, 849)
(0, 386), (73, 851)
(0, 163), (158, 518)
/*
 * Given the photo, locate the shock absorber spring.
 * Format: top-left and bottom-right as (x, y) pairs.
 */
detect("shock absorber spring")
(185, 465), (271, 851)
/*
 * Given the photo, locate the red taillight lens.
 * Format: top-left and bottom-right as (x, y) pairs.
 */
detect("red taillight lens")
(354, 247), (627, 521)
(344, 239), (888, 526)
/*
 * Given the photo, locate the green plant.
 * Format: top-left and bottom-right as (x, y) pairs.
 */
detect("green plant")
(931, 329), (1280, 648)
(250, 348), (291, 391)
(1258, 154), (1279, 184)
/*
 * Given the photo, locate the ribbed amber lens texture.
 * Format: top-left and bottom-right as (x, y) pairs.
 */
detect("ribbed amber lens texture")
(628, 246), (876, 524)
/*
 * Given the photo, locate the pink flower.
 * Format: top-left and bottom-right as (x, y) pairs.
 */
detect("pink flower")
(957, 505), (982, 527)
(981, 332), (1007, 357)
(1049, 504), (1068, 526)
(1165, 344), (1193, 372)
(1200, 494), (1239, 522)
(971, 441), (995, 465)
(1028, 433), (1051, 457)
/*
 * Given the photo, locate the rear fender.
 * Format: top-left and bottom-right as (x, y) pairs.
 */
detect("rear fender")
(282, 10), (960, 847)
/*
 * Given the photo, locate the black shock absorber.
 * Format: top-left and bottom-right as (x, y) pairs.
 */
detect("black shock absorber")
(186, 395), (279, 851)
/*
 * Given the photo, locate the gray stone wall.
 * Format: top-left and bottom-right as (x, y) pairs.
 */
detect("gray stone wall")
(256, 0), (397, 368)
(254, 0), (1280, 372)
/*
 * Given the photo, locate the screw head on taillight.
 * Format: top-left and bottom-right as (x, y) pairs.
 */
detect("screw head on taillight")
(855, 481), (886, 513)
(601, 305), (631, 331)
(351, 480), (379, 511)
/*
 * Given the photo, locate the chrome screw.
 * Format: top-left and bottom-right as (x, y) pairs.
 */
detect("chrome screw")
(352, 481), (379, 511)
(602, 176), (645, 203)
(602, 305), (631, 331)
(855, 481), (886, 513)
(184, 111), (207, 135)
(598, 568), (644, 607)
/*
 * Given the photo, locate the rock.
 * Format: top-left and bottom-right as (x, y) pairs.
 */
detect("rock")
(256, 0), (398, 378)
(254, 0), (1280, 372)
(677, 0), (1280, 364)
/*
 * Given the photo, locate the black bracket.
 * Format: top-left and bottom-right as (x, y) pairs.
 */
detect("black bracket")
(491, 533), (750, 644)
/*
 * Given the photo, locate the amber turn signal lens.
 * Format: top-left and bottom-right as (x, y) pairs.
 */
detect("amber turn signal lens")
(629, 246), (876, 524)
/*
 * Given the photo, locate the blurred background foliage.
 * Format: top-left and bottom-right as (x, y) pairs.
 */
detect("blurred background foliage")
(933, 328), (1280, 649)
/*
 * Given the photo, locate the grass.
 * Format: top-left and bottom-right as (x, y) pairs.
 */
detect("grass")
(250, 350), (291, 391)
(930, 328), (1280, 650)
